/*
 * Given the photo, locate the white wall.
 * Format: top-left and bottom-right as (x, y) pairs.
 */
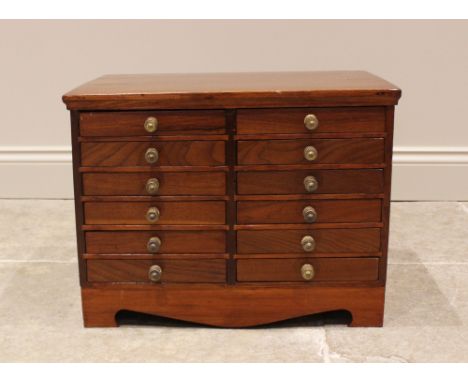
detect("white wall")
(1, 20), (467, 200)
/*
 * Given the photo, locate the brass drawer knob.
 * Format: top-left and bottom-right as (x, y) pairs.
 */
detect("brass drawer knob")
(146, 207), (160, 223)
(147, 236), (162, 253)
(145, 148), (159, 164)
(146, 178), (159, 195)
(304, 114), (319, 131)
(302, 206), (317, 223)
(301, 264), (315, 281)
(303, 175), (318, 193)
(301, 235), (316, 252)
(144, 116), (158, 133)
(148, 265), (162, 282)
(304, 146), (318, 161)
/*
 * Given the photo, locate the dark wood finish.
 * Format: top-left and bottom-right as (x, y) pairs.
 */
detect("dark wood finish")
(237, 228), (381, 254)
(85, 230), (226, 254)
(81, 285), (386, 327)
(236, 258), (379, 282)
(87, 259), (226, 283)
(82, 172), (226, 196)
(237, 199), (382, 224)
(81, 141), (225, 166)
(237, 138), (384, 165)
(64, 71), (400, 328)
(84, 201), (226, 225)
(80, 110), (226, 136)
(63, 71), (401, 110)
(237, 107), (385, 134)
(70, 111), (87, 286)
(237, 169), (383, 195)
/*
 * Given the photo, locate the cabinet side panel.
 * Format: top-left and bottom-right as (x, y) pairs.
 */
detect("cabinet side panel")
(379, 106), (395, 284)
(71, 110), (87, 286)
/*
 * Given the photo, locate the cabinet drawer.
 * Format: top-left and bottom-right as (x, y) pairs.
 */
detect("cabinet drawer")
(237, 199), (382, 224)
(87, 259), (226, 283)
(84, 201), (226, 225)
(237, 228), (380, 254)
(81, 141), (225, 167)
(237, 169), (383, 195)
(86, 230), (226, 254)
(80, 110), (226, 136)
(236, 258), (379, 282)
(237, 138), (384, 165)
(237, 107), (385, 134)
(82, 172), (226, 196)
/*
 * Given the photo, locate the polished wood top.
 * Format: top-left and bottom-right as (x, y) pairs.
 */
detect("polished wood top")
(63, 71), (401, 110)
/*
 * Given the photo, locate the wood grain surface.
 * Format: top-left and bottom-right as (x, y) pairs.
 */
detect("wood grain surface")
(63, 71), (401, 110)
(237, 199), (382, 224)
(236, 257), (379, 282)
(80, 110), (226, 136)
(81, 285), (386, 327)
(87, 259), (226, 283)
(237, 107), (385, 134)
(237, 138), (384, 165)
(237, 228), (381, 254)
(82, 172), (226, 196)
(85, 230), (226, 254)
(84, 201), (226, 225)
(81, 140), (225, 166)
(237, 169), (383, 195)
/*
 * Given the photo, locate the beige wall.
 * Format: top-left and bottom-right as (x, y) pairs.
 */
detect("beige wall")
(1, 20), (467, 199)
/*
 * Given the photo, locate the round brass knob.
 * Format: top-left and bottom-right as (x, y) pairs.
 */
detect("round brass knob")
(301, 235), (316, 252)
(301, 264), (315, 281)
(146, 207), (160, 223)
(145, 148), (159, 164)
(144, 116), (158, 133)
(303, 206), (317, 223)
(148, 265), (162, 282)
(147, 236), (162, 253)
(303, 175), (318, 193)
(304, 146), (318, 161)
(304, 114), (319, 131)
(145, 178), (159, 195)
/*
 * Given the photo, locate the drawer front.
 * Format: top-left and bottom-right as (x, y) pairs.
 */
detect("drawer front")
(237, 199), (382, 224)
(237, 107), (385, 134)
(84, 201), (226, 225)
(237, 228), (381, 254)
(87, 259), (226, 283)
(80, 110), (226, 136)
(236, 258), (379, 282)
(82, 172), (226, 196)
(81, 141), (225, 167)
(86, 231), (226, 254)
(237, 138), (384, 165)
(237, 169), (383, 195)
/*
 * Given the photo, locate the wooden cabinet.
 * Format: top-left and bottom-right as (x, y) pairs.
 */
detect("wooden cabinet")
(63, 71), (401, 328)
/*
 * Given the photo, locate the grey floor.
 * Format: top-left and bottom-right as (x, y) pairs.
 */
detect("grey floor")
(0, 200), (467, 362)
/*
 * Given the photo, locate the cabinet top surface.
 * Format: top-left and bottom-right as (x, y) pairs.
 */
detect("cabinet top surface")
(62, 71), (401, 110)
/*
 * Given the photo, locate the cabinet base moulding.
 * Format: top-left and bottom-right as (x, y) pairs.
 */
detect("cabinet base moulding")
(81, 285), (385, 328)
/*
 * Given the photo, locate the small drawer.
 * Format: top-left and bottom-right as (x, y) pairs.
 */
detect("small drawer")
(237, 138), (384, 165)
(81, 141), (226, 167)
(237, 107), (385, 134)
(87, 259), (226, 283)
(237, 169), (383, 195)
(236, 258), (379, 282)
(82, 172), (226, 196)
(85, 230), (226, 254)
(237, 199), (382, 224)
(80, 110), (226, 137)
(84, 201), (226, 225)
(237, 228), (381, 254)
